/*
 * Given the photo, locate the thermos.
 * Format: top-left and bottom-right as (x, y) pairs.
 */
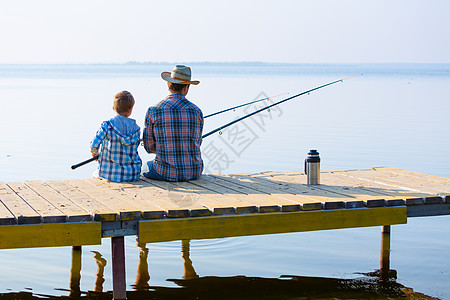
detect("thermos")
(305, 149), (320, 185)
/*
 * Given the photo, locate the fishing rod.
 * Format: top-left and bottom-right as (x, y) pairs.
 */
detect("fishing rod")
(202, 74), (362, 139)
(71, 156), (97, 170)
(204, 93), (288, 118)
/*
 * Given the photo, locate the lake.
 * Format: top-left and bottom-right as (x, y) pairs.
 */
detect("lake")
(0, 63), (449, 299)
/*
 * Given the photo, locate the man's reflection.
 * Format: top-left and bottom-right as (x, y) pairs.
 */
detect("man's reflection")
(181, 240), (198, 279)
(134, 240), (150, 290)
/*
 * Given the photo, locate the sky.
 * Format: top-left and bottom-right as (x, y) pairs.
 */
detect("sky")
(0, 0), (449, 64)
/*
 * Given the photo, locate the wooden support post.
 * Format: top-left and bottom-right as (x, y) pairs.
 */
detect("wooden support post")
(380, 225), (391, 280)
(70, 246), (82, 298)
(112, 236), (127, 300)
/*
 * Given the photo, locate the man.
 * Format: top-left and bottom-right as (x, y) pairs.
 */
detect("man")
(143, 65), (203, 181)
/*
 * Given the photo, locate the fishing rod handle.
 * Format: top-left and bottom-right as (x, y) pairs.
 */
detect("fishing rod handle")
(71, 156), (98, 170)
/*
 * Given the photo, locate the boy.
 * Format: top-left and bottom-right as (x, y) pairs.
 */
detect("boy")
(91, 90), (142, 182)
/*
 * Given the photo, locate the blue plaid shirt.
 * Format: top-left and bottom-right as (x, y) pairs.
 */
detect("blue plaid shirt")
(91, 115), (142, 182)
(143, 94), (203, 181)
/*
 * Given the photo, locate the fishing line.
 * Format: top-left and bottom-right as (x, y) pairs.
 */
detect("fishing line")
(201, 74), (362, 139)
(204, 93), (288, 119)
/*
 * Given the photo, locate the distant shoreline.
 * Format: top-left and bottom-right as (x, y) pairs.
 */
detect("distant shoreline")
(1, 62), (449, 66)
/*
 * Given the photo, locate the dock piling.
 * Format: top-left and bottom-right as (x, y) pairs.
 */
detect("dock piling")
(112, 236), (127, 300)
(380, 225), (391, 280)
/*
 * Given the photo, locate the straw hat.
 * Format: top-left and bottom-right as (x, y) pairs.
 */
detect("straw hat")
(161, 65), (200, 85)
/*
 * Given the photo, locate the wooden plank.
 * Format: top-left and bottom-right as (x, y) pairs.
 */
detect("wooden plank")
(140, 178), (212, 217)
(45, 180), (117, 222)
(227, 174), (323, 211)
(0, 183), (41, 224)
(204, 175), (301, 213)
(319, 170), (427, 205)
(267, 171), (389, 207)
(0, 222), (101, 249)
(7, 182), (67, 223)
(210, 174), (311, 212)
(145, 180), (235, 215)
(86, 178), (166, 219)
(248, 173), (360, 209)
(333, 169), (444, 204)
(194, 175), (283, 213)
(0, 184), (17, 225)
(139, 207), (407, 243)
(375, 167), (450, 185)
(188, 178), (258, 214)
(24, 181), (92, 222)
(112, 179), (194, 218)
(66, 179), (141, 221)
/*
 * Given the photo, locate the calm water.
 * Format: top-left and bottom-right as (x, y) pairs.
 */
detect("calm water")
(0, 63), (449, 299)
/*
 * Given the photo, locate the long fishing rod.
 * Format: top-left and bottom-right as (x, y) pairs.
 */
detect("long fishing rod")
(204, 93), (288, 118)
(202, 74), (362, 139)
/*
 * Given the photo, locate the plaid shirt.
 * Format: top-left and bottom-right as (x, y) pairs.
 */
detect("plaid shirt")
(143, 94), (203, 181)
(91, 115), (142, 182)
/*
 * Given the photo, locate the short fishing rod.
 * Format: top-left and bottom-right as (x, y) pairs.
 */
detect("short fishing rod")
(71, 156), (97, 170)
(202, 74), (362, 139)
(204, 93), (288, 118)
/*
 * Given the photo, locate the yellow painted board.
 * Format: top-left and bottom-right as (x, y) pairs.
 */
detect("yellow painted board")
(0, 183), (41, 224)
(86, 178), (166, 219)
(24, 181), (92, 222)
(45, 181), (116, 222)
(7, 182), (67, 223)
(0, 222), (101, 249)
(139, 206), (407, 244)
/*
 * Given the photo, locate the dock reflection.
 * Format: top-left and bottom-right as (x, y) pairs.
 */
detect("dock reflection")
(22, 241), (440, 299)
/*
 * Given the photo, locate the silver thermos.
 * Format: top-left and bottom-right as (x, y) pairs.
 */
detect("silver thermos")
(305, 149), (320, 185)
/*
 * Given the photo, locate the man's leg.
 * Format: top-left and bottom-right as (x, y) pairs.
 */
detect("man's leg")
(142, 161), (167, 181)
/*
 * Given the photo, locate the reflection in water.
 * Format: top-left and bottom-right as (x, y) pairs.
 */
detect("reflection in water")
(133, 240), (150, 291)
(91, 251), (107, 293)
(69, 246), (82, 298)
(11, 240), (438, 299)
(181, 240), (199, 280)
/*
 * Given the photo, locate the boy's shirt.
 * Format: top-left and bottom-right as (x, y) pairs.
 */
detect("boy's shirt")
(91, 115), (142, 182)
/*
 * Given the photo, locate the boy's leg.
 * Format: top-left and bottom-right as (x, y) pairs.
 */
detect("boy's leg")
(142, 161), (167, 181)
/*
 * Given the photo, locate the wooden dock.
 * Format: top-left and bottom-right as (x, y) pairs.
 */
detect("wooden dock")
(0, 167), (448, 250)
(1, 167), (449, 299)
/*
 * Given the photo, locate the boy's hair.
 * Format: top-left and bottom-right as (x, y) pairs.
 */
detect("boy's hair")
(114, 91), (135, 115)
(168, 82), (188, 93)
